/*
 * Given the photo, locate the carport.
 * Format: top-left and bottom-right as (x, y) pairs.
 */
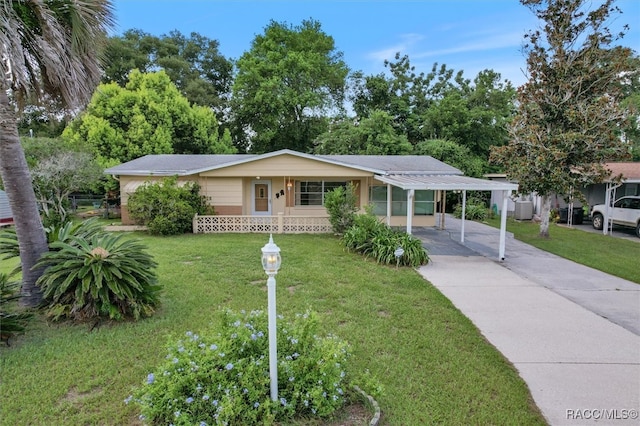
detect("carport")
(375, 174), (519, 260)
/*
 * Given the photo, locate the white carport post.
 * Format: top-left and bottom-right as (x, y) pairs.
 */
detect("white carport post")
(386, 184), (392, 226)
(460, 190), (467, 243)
(603, 183), (611, 235)
(406, 189), (414, 235)
(499, 190), (509, 261)
(603, 183), (619, 236)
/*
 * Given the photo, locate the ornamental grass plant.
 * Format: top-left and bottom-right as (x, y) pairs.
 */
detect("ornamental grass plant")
(343, 212), (429, 266)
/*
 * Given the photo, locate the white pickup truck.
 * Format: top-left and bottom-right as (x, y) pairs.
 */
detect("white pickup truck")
(590, 195), (640, 238)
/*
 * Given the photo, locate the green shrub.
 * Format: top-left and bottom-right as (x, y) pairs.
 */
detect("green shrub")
(453, 199), (489, 221)
(393, 232), (430, 267)
(34, 233), (161, 322)
(0, 273), (32, 345)
(0, 229), (20, 276)
(41, 206), (66, 229)
(127, 176), (209, 235)
(46, 217), (106, 244)
(342, 211), (388, 255)
(130, 309), (352, 425)
(324, 182), (359, 235)
(0, 218), (107, 276)
(343, 212), (429, 267)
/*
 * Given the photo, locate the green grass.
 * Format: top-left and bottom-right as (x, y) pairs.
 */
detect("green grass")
(0, 233), (546, 425)
(486, 217), (640, 284)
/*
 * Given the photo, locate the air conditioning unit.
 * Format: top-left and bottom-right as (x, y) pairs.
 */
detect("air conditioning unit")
(514, 201), (533, 220)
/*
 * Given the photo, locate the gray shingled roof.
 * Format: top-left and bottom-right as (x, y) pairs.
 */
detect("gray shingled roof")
(104, 149), (463, 176)
(104, 154), (258, 176)
(319, 155), (462, 175)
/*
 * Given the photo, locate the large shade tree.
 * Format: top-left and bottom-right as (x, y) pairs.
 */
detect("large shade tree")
(491, 0), (635, 237)
(313, 110), (412, 155)
(103, 29), (233, 115)
(231, 19), (349, 153)
(350, 56), (515, 161)
(63, 70), (236, 166)
(0, 0), (114, 306)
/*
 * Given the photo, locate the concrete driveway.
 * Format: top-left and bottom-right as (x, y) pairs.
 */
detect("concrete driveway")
(414, 217), (639, 425)
(560, 219), (639, 242)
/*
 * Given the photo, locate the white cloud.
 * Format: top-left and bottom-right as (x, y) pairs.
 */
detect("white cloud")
(366, 32), (425, 62)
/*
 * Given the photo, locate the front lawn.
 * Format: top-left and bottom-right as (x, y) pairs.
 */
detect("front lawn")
(485, 218), (639, 284)
(0, 233), (546, 425)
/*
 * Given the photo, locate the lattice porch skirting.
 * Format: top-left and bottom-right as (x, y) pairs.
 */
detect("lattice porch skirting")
(193, 214), (333, 234)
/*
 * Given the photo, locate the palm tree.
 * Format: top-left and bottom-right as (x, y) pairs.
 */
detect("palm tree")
(0, 0), (114, 307)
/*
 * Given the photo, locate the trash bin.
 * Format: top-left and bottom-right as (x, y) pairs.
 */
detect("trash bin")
(558, 208), (568, 223)
(558, 207), (584, 224)
(572, 208), (584, 225)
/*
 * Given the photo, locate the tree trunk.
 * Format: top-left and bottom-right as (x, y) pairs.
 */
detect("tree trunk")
(0, 91), (48, 307)
(538, 195), (552, 238)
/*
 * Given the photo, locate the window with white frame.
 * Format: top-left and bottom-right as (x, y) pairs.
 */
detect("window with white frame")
(369, 186), (435, 216)
(295, 181), (347, 206)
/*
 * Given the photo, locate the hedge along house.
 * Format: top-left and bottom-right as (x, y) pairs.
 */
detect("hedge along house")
(105, 149), (518, 259)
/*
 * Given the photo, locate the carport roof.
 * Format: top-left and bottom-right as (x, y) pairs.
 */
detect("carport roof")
(376, 174), (520, 191)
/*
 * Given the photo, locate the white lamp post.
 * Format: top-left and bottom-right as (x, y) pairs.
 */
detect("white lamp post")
(261, 234), (281, 401)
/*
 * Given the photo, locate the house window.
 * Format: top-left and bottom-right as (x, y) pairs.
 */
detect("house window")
(369, 186), (435, 216)
(295, 181), (347, 206)
(414, 190), (435, 215)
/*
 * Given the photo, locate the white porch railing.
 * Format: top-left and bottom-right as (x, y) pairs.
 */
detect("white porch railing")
(193, 214), (333, 234)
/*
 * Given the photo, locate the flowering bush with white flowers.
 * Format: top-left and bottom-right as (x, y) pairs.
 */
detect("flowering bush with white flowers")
(129, 309), (352, 425)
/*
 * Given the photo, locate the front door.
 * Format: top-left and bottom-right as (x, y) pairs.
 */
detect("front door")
(252, 180), (271, 215)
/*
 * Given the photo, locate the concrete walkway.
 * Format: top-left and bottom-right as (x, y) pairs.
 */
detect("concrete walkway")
(415, 217), (640, 425)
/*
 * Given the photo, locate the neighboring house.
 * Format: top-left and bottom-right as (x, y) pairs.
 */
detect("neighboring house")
(0, 190), (13, 225)
(583, 162), (640, 206)
(105, 149), (518, 258)
(486, 162), (640, 220)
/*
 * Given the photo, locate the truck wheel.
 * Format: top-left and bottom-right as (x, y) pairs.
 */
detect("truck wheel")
(636, 222), (640, 238)
(592, 213), (604, 230)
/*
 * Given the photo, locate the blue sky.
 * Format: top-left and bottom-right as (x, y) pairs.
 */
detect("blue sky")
(112, 0), (640, 87)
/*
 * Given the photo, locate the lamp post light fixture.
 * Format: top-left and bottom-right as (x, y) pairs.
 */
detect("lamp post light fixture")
(261, 234), (281, 401)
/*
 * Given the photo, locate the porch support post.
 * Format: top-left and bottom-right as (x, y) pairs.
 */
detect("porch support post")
(406, 189), (414, 235)
(440, 191), (446, 230)
(386, 184), (392, 226)
(499, 190), (509, 261)
(460, 190), (466, 243)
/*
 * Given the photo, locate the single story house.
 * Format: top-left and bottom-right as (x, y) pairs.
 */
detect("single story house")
(485, 162), (640, 220)
(105, 149), (518, 259)
(0, 190), (13, 226)
(583, 162), (640, 206)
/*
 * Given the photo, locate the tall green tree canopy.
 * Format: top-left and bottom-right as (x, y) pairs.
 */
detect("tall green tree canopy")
(63, 70), (236, 165)
(619, 55), (640, 160)
(414, 139), (484, 177)
(313, 110), (412, 155)
(350, 56), (515, 160)
(0, 0), (114, 306)
(231, 19), (349, 153)
(490, 0), (635, 237)
(103, 29), (233, 113)
(423, 70), (515, 159)
(350, 57), (459, 145)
